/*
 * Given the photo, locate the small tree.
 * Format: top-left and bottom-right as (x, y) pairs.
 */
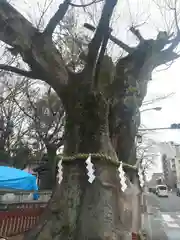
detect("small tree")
(11, 140), (32, 169)
(136, 139), (159, 180)
(1, 75), (65, 184)
(25, 87), (64, 154)
(21, 85), (65, 187)
(0, 78), (24, 165)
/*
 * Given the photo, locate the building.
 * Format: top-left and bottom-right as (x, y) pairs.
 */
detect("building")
(174, 145), (180, 186)
(170, 157), (177, 186)
(158, 142), (180, 189)
(147, 172), (164, 189)
(161, 154), (176, 189)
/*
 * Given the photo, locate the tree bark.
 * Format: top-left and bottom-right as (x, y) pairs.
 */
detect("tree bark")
(25, 88), (130, 240)
(46, 146), (58, 189)
(26, 162), (127, 240)
(36, 146), (57, 190)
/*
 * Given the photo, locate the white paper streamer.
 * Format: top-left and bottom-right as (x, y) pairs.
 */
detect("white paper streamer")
(57, 159), (63, 184)
(138, 167), (144, 188)
(85, 154), (95, 183)
(118, 162), (127, 192)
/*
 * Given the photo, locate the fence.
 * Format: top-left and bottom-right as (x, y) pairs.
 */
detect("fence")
(0, 190), (52, 237)
(0, 190), (52, 203)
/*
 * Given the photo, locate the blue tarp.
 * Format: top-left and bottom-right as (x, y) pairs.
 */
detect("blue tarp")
(0, 166), (39, 199)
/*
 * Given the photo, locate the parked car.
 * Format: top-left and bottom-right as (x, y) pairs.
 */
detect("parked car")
(156, 185), (168, 197)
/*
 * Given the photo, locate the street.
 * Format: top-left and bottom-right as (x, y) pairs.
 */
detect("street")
(144, 191), (180, 239)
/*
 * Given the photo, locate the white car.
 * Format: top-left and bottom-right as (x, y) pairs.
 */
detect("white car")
(156, 185), (168, 197)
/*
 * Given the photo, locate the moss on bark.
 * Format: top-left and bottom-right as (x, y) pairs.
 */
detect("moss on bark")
(24, 89), (130, 240)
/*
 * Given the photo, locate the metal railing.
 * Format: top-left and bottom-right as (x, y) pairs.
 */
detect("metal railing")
(0, 190), (52, 203)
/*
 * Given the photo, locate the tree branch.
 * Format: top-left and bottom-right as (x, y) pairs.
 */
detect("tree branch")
(173, 0), (180, 36)
(43, 0), (71, 37)
(0, 1), (36, 46)
(165, 35), (180, 53)
(130, 26), (144, 42)
(110, 34), (134, 53)
(85, 0), (118, 75)
(154, 49), (179, 67)
(54, 135), (65, 148)
(0, 1), (68, 91)
(84, 23), (133, 53)
(0, 64), (44, 80)
(70, 0), (102, 7)
(165, 0), (180, 52)
(48, 113), (65, 142)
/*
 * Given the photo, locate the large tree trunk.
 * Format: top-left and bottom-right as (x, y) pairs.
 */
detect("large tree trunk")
(25, 89), (130, 240)
(47, 146), (58, 189)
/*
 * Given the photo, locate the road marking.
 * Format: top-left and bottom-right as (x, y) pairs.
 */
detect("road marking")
(166, 222), (179, 228)
(162, 214), (175, 222)
(145, 198), (152, 239)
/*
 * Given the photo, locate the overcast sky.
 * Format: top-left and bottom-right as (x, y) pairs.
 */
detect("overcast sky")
(141, 60), (180, 144)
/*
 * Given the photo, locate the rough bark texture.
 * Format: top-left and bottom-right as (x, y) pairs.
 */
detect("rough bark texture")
(25, 87), (129, 240)
(109, 37), (179, 164)
(46, 147), (58, 189)
(63, 84), (116, 158)
(26, 162), (129, 240)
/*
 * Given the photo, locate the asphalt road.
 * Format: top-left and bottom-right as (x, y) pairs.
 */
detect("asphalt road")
(159, 192), (180, 212)
(144, 191), (180, 240)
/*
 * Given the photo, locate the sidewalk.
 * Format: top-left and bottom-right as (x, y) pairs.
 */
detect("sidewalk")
(143, 212), (168, 240)
(142, 193), (168, 240)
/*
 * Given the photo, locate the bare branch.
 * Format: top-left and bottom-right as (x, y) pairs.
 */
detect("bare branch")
(13, 94), (45, 142)
(70, 0), (102, 7)
(164, 0), (180, 52)
(130, 26), (144, 42)
(0, 65), (44, 80)
(55, 136), (65, 148)
(173, 0), (180, 35)
(0, 2), (68, 90)
(84, 23), (133, 53)
(110, 34), (134, 53)
(43, 0), (71, 37)
(0, 2), (36, 46)
(84, 0), (118, 76)
(154, 49), (179, 67)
